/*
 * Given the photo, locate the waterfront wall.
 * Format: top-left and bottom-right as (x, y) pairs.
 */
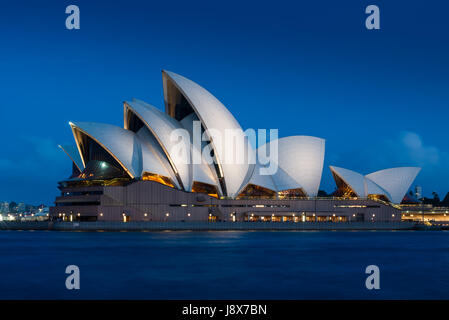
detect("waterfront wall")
(0, 221), (417, 231)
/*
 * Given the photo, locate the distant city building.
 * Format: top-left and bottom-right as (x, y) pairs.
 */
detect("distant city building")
(51, 71), (421, 223)
(16, 202), (25, 213)
(0, 202), (9, 214)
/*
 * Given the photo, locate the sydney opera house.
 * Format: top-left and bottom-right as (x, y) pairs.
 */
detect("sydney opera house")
(50, 71), (421, 223)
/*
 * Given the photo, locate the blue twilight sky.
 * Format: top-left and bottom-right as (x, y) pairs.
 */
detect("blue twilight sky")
(0, 0), (448, 205)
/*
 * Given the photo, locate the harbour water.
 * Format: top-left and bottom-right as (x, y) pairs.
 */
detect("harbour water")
(0, 230), (448, 299)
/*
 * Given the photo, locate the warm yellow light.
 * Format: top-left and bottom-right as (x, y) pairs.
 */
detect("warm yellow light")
(142, 172), (174, 188)
(166, 213), (169, 216)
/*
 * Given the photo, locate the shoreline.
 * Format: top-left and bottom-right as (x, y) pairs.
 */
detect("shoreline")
(0, 221), (436, 231)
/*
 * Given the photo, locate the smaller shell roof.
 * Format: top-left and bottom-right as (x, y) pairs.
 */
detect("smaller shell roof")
(260, 136), (325, 197)
(329, 166), (365, 196)
(365, 167), (421, 203)
(125, 99), (192, 190)
(330, 166), (420, 203)
(69, 121), (175, 181)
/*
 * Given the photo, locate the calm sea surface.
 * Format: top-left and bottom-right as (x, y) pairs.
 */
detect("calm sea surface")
(0, 230), (448, 299)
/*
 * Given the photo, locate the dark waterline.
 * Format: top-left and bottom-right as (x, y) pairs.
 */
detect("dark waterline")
(0, 230), (448, 299)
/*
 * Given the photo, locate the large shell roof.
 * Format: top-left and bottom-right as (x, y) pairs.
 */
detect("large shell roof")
(162, 70), (255, 198)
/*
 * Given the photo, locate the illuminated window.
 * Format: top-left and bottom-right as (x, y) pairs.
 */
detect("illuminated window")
(277, 188), (306, 199)
(142, 172), (174, 188)
(237, 184), (276, 199)
(192, 181), (219, 198)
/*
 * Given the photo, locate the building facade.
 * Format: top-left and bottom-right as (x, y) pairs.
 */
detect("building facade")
(50, 70), (418, 223)
(51, 180), (401, 222)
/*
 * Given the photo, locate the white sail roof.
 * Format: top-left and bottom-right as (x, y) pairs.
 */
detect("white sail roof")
(69, 121), (175, 182)
(260, 136), (325, 197)
(162, 70), (255, 198)
(124, 99), (191, 190)
(330, 166), (420, 203)
(329, 166), (365, 196)
(365, 167), (421, 203)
